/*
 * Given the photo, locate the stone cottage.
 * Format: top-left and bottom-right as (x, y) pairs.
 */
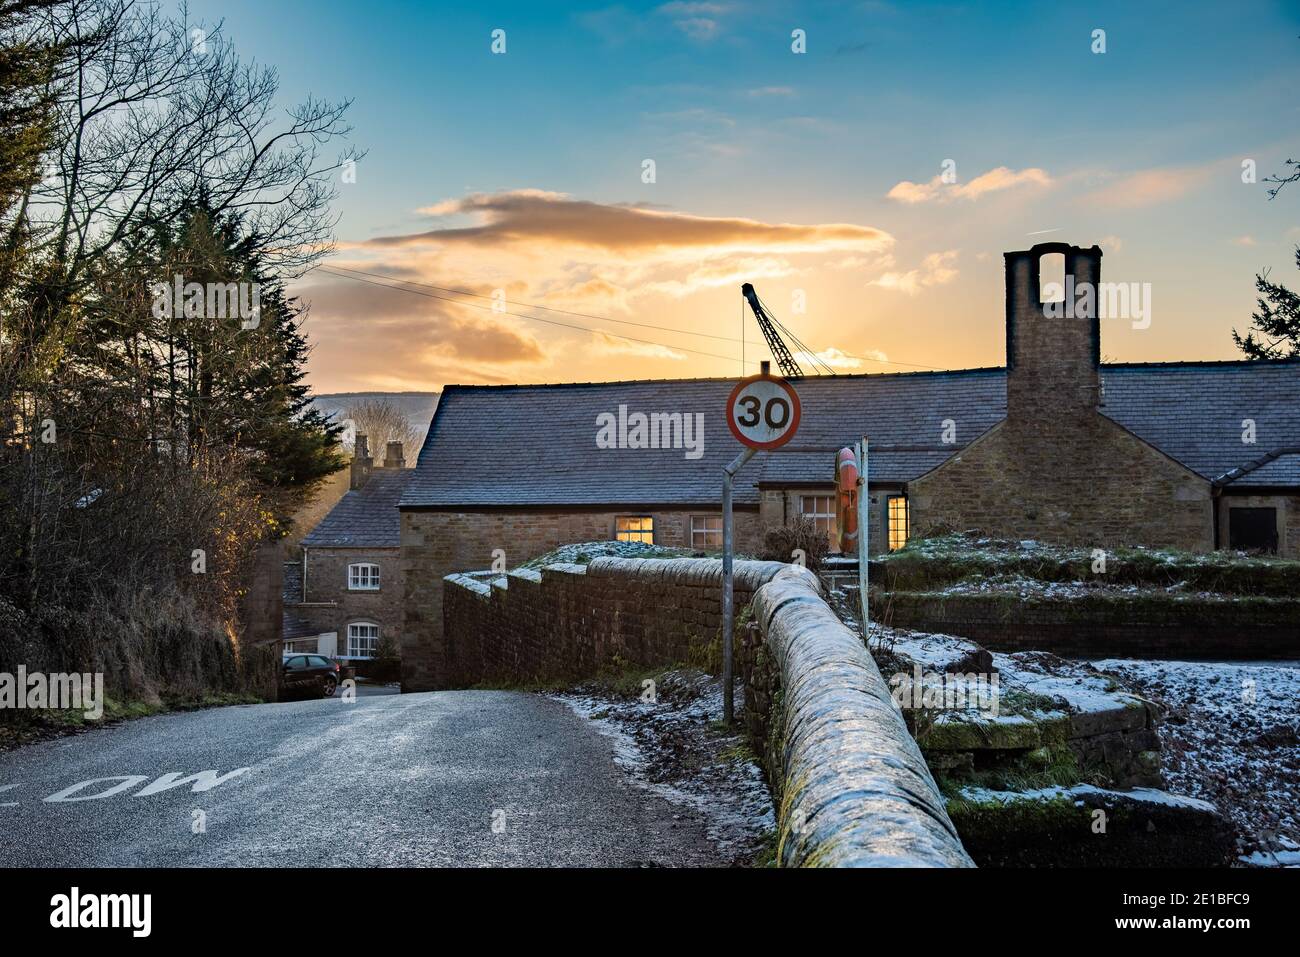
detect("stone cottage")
(397, 242), (1300, 690)
(283, 435), (410, 665)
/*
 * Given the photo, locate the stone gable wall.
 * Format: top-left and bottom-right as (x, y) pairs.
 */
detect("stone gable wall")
(294, 547), (402, 654)
(908, 415), (1214, 551)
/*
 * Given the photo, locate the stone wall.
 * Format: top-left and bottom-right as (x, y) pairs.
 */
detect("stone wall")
(1290, 500), (1300, 559)
(401, 508), (764, 690)
(295, 546), (402, 656)
(237, 542), (285, 700)
(741, 567), (973, 866)
(441, 556), (785, 686)
(443, 555), (974, 867)
(878, 591), (1300, 659)
(1218, 493), (1300, 558)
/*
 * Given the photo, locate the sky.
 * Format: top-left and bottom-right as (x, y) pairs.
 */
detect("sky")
(189, 0), (1300, 393)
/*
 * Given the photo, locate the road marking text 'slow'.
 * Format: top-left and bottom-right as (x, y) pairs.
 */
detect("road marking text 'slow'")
(38, 768), (252, 803)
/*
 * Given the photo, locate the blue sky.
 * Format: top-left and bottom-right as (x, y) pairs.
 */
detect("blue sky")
(190, 0), (1300, 391)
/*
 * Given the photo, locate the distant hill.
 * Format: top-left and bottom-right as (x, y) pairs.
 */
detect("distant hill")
(286, 392), (440, 553)
(310, 392), (441, 447)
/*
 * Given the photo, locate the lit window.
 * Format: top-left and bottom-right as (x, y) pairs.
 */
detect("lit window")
(888, 496), (909, 551)
(348, 563), (380, 590)
(690, 515), (723, 549)
(346, 622), (379, 659)
(799, 495), (836, 539)
(615, 516), (654, 543)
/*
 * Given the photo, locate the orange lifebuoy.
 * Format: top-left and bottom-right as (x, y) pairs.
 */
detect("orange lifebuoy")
(835, 447), (859, 554)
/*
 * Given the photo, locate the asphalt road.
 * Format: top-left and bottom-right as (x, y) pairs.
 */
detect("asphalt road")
(0, 690), (725, 867)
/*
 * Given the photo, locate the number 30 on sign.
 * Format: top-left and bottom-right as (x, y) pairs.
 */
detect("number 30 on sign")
(726, 372), (801, 450)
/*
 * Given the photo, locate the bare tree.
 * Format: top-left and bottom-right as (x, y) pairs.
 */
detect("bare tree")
(343, 398), (419, 463)
(1265, 158), (1299, 201)
(22, 0), (361, 308)
(1, 1), (357, 606)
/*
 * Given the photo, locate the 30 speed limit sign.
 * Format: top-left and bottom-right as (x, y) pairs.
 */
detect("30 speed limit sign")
(726, 372), (801, 450)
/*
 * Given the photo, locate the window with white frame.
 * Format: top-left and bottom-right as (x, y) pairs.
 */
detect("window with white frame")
(346, 622), (380, 659)
(799, 494), (836, 539)
(348, 563), (381, 590)
(690, 515), (723, 549)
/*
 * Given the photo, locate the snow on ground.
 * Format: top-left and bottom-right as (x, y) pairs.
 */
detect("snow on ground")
(936, 574), (1225, 601)
(520, 540), (697, 567)
(1094, 658), (1300, 867)
(552, 669), (774, 865)
(959, 783), (1219, 813)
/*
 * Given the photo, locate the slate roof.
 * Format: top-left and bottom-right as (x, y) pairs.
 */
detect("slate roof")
(1214, 448), (1300, 488)
(302, 469), (411, 547)
(400, 360), (1300, 508)
(401, 369), (1006, 508)
(1101, 362), (1300, 482)
(1228, 453), (1300, 486)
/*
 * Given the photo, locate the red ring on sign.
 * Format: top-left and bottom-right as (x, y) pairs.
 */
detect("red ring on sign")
(726, 373), (802, 450)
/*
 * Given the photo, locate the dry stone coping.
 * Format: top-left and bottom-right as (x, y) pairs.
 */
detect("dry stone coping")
(754, 566), (975, 868)
(586, 556), (790, 591)
(540, 562), (589, 578)
(444, 573), (492, 597)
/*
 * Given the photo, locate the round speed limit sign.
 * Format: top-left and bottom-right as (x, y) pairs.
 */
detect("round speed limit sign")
(726, 373), (801, 450)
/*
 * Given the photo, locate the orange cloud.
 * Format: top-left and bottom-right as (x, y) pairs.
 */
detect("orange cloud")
(300, 191), (898, 389)
(869, 250), (960, 294)
(887, 166), (1052, 204)
(392, 189), (893, 257)
(294, 272), (546, 388)
(1080, 166), (1209, 208)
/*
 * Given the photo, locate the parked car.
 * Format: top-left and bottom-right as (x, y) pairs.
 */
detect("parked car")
(280, 653), (351, 699)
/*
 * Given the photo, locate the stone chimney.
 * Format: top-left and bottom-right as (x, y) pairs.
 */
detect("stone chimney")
(1005, 242), (1103, 422)
(350, 433), (373, 490)
(383, 440), (405, 469)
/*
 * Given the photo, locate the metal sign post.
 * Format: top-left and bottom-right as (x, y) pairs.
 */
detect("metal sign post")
(721, 363), (801, 724)
(721, 446), (755, 725)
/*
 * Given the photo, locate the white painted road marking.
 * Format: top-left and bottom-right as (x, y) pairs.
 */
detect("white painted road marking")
(0, 769), (254, 804)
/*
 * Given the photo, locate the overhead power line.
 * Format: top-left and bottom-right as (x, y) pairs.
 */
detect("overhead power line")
(319, 262), (768, 348)
(310, 262), (944, 372)
(313, 266), (754, 367)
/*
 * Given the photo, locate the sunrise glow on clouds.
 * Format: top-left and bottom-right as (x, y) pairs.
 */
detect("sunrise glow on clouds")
(886, 167), (1053, 205)
(305, 192), (897, 388)
(189, 0), (1300, 392)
